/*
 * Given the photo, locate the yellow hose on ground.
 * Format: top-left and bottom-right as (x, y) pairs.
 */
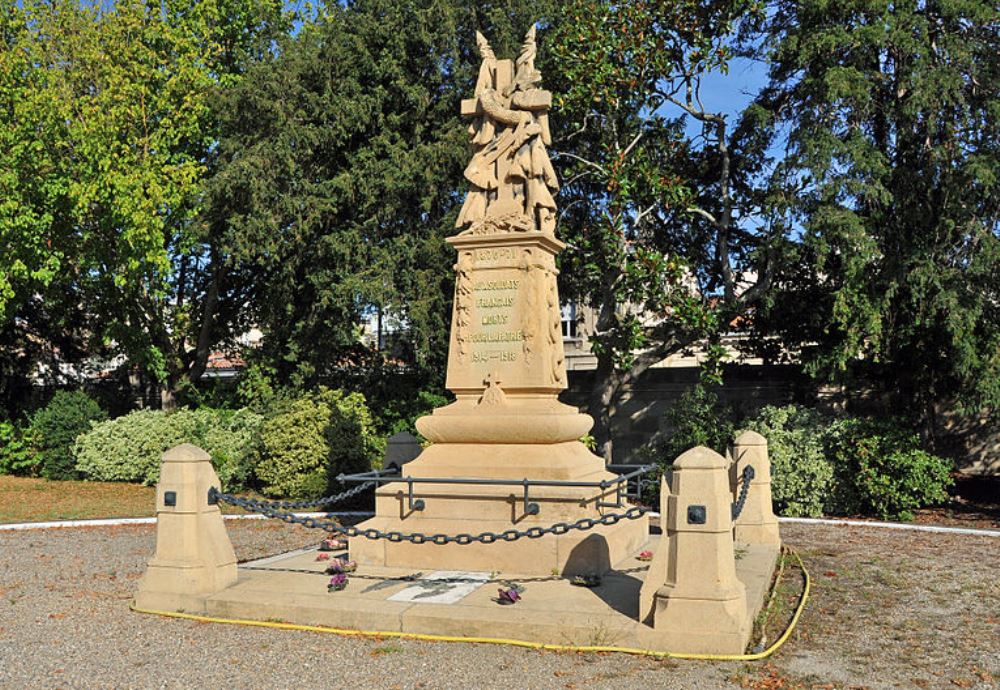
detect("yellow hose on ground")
(130, 548), (810, 662)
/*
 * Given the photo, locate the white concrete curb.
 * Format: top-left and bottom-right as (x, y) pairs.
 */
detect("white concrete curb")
(777, 515), (1000, 537)
(0, 512), (375, 532)
(644, 512), (999, 537)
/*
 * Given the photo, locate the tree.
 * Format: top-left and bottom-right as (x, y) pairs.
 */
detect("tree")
(747, 0), (1000, 436)
(547, 0), (784, 461)
(0, 0), (288, 409)
(207, 0), (549, 392)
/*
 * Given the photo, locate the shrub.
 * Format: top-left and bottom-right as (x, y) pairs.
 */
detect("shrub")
(825, 418), (953, 520)
(73, 407), (263, 489)
(744, 405), (954, 520)
(255, 388), (384, 498)
(636, 385), (735, 505)
(0, 420), (39, 476)
(29, 391), (106, 480)
(744, 404), (835, 518)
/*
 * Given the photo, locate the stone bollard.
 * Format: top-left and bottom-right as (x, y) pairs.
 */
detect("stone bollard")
(134, 444), (237, 613)
(730, 431), (781, 546)
(638, 474), (671, 625)
(649, 446), (747, 653)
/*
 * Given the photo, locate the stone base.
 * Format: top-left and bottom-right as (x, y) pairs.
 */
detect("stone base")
(351, 510), (647, 576)
(183, 536), (781, 656)
(352, 435), (647, 575)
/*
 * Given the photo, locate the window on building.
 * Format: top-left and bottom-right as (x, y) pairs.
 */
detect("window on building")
(561, 303), (578, 340)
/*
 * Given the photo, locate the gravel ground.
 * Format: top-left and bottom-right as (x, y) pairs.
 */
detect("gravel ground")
(0, 521), (997, 690)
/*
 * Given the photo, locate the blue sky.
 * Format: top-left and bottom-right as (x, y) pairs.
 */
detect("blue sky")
(678, 56), (771, 138)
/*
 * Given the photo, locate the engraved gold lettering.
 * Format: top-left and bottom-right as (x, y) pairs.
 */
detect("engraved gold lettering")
(481, 313), (509, 326)
(476, 296), (515, 308)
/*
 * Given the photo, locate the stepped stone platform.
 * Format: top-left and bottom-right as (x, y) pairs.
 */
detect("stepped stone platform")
(198, 533), (778, 655)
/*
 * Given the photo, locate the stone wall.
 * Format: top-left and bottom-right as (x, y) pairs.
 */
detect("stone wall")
(561, 365), (999, 475)
(560, 365), (810, 463)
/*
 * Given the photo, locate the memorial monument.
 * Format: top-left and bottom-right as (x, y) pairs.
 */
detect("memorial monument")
(134, 27), (786, 656)
(350, 26), (647, 575)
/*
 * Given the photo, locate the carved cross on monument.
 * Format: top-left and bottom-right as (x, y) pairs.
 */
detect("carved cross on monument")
(479, 370), (507, 406)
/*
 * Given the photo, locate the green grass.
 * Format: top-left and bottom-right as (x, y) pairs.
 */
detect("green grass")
(0, 475), (252, 523)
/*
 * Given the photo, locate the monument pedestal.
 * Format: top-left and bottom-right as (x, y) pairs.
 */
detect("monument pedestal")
(351, 439), (648, 575)
(352, 42), (647, 578)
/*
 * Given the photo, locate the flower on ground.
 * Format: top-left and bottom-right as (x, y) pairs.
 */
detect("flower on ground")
(328, 573), (348, 592)
(497, 587), (521, 604)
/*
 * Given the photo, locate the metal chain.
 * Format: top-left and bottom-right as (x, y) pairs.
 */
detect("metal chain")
(212, 488), (651, 544)
(731, 465), (755, 521)
(212, 480), (375, 511)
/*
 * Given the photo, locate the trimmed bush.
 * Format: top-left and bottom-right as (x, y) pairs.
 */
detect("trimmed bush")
(73, 407), (263, 489)
(825, 418), (953, 520)
(30, 391), (106, 480)
(0, 420), (39, 476)
(255, 388), (384, 499)
(744, 404), (836, 517)
(744, 405), (954, 520)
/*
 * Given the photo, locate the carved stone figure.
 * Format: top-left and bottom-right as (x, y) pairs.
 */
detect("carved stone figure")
(457, 26), (559, 236)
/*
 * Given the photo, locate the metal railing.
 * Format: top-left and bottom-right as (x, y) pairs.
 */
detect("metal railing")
(335, 464), (659, 515)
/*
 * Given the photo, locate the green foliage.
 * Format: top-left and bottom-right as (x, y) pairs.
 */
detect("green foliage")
(29, 391), (106, 480)
(0, 0), (290, 402)
(255, 388), (385, 498)
(745, 405), (954, 520)
(744, 404), (835, 518)
(547, 0), (780, 460)
(379, 389), (450, 437)
(638, 385), (734, 504)
(73, 407), (263, 489)
(662, 385), (735, 461)
(0, 420), (39, 476)
(825, 418), (954, 521)
(207, 0), (546, 389)
(747, 0), (1000, 426)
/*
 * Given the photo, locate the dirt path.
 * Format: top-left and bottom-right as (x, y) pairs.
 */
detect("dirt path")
(0, 521), (996, 689)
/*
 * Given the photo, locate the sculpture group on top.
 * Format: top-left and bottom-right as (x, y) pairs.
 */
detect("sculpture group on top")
(457, 26), (559, 236)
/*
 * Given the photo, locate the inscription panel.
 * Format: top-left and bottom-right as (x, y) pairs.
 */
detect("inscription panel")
(445, 239), (567, 393)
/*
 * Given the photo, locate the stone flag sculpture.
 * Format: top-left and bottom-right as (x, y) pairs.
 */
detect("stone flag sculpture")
(457, 26), (559, 236)
(351, 26), (647, 575)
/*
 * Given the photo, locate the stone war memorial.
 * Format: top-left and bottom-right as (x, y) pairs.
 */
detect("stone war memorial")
(133, 26), (788, 657)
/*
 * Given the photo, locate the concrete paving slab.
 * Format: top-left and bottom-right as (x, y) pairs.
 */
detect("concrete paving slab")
(197, 535), (779, 655)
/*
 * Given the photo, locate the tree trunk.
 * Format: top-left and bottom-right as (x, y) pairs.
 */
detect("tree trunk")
(588, 356), (619, 464)
(187, 244), (223, 383)
(159, 379), (176, 412)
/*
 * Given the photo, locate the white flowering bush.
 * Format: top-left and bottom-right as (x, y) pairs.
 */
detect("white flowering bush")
(73, 407), (263, 489)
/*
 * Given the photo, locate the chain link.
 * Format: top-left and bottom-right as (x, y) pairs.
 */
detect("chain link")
(211, 480), (375, 512)
(731, 464), (755, 521)
(212, 486), (652, 545)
